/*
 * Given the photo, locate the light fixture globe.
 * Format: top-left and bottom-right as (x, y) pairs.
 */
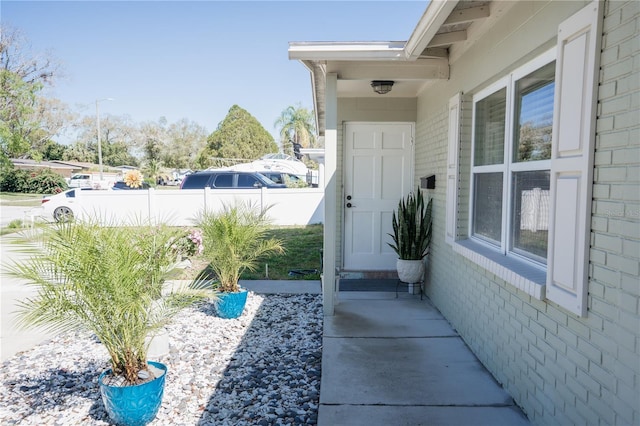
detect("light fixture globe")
(371, 80), (394, 95)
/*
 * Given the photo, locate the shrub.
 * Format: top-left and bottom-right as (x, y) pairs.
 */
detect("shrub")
(0, 168), (67, 194)
(0, 168), (31, 193)
(27, 169), (68, 194)
(7, 219), (24, 229)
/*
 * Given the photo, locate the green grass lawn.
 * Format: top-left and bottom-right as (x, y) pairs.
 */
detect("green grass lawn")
(191, 224), (324, 281)
(245, 224), (324, 280)
(0, 192), (44, 207)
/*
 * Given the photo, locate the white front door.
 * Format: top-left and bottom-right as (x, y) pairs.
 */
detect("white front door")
(343, 122), (414, 270)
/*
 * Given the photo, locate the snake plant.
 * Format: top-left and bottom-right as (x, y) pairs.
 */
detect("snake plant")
(388, 189), (433, 260)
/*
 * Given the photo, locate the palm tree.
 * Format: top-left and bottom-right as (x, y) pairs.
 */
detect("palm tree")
(143, 158), (162, 184)
(274, 105), (316, 154)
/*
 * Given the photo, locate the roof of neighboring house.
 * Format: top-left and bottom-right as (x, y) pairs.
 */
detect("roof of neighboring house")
(288, 1), (497, 136)
(50, 160), (92, 169)
(11, 158), (76, 171)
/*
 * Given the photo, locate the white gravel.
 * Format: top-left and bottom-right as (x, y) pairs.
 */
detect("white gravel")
(0, 292), (323, 425)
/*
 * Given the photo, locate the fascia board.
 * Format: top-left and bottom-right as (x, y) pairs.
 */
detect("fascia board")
(288, 41), (406, 61)
(405, 0), (460, 60)
(289, 2), (458, 62)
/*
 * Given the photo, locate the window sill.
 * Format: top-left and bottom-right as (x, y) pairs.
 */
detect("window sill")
(452, 239), (546, 300)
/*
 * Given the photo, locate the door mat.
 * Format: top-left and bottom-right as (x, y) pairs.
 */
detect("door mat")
(339, 279), (398, 292)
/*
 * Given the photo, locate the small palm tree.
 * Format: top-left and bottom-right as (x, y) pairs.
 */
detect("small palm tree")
(7, 220), (214, 384)
(143, 158), (162, 185)
(198, 202), (284, 293)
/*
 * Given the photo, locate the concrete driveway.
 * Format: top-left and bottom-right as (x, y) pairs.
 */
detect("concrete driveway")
(0, 233), (53, 362)
(0, 205), (40, 228)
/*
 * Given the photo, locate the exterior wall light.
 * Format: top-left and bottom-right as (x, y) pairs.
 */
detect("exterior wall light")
(371, 80), (394, 94)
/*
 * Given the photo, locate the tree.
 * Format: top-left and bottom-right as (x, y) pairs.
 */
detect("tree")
(138, 120), (165, 183)
(31, 97), (75, 155)
(143, 158), (162, 184)
(74, 114), (138, 167)
(41, 140), (67, 161)
(274, 104), (316, 155)
(63, 141), (94, 163)
(1, 24), (59, 86)
(198, 105), (277, 168)
(162, 119), (207, 169)
(139, 119), (165, 163)
(103, 140), (139, 167)
(0, 25), (62, 167)
(0, 69), (40, 164)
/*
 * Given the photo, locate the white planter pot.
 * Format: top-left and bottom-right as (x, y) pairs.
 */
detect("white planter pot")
(396, 259), (424, 284)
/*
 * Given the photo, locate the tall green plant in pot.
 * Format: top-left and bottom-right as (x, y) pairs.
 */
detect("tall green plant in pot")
(6, 220), (214, 426)
(388, 188), (433, 286)
(198, 201), (284, 319)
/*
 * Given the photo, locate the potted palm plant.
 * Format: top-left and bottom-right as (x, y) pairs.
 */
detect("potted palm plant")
(7, 220), (214, 426)
(388, 188), (433, 290)
(198, 201), (284, 319)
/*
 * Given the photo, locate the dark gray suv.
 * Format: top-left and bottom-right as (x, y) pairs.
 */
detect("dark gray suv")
(179, 171), (287, 189)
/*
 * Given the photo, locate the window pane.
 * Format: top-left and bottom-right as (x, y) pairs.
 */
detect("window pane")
(238, 174), (259, 188)
(473, 172), (503, 244)
(213, 174), (233, 188)
(474, 88), (506, 166)
(511, 170), (550, 262)
(514, 62), (555, 162)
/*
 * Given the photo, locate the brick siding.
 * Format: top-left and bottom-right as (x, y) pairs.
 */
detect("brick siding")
(420, 1), (639, 424)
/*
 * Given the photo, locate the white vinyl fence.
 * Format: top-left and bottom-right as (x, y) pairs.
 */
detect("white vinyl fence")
(71, 187), (324, 226)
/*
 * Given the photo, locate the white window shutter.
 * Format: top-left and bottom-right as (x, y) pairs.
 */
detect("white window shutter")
(446, 93), (462, 245)
(546, 1), (602, 316)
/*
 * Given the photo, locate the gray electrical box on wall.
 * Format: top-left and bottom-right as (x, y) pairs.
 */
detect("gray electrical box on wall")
(421, 175), (436, 189)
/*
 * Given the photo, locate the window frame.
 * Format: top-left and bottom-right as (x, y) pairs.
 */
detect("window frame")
(469, 48), (556, 269)
(447, 1), (601, 315)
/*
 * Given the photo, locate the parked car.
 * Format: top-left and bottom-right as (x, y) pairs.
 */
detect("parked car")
(111, 181), (151, 190)
(67, 173), (93, 188)
(180, 171), (286, 189)
(39, 188), (95, 222)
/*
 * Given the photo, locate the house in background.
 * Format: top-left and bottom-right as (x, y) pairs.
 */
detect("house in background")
(10, 158), (79, 178)
(290, 1), (639, 424)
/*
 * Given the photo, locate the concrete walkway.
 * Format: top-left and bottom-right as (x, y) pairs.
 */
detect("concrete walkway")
(319, 290), (530, 426)
(2, 252), (530, 426)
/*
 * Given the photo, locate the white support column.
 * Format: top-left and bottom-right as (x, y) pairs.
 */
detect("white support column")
(323, 73), (338, 316)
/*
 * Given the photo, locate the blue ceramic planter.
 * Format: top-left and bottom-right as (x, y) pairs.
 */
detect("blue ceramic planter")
(215, 289), (248, 319)
(99, 361), (167, 426)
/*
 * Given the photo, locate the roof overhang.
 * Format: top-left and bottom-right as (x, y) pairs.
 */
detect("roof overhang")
(289, 1), (496, 136)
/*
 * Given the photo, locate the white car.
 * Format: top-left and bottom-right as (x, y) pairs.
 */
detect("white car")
(38, 188), (97, 222)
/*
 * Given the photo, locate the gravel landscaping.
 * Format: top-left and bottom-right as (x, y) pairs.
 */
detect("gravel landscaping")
(0, 292), (323, 425)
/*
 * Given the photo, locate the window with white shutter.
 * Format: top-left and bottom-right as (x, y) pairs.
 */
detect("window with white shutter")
(446, 93), (462, 245)
(546, 1), (602, 317)
(446, 1), (602, 315)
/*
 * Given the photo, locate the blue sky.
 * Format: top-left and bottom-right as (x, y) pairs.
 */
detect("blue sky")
(3, 1), (427, 143)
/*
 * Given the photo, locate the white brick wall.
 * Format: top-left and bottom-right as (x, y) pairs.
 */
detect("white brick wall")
(420, 1), (640, 424)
